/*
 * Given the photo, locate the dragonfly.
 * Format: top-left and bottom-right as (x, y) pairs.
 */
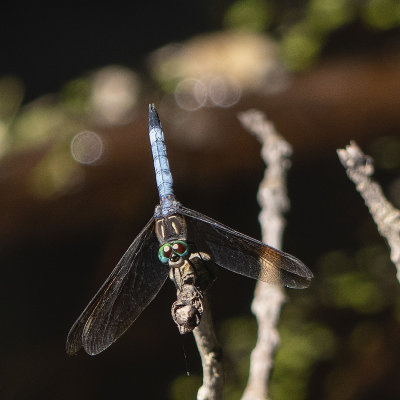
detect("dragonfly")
(66, 104), (313, 356)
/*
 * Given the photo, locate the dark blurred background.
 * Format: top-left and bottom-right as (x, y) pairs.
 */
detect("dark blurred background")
(1, 2), (400, 400)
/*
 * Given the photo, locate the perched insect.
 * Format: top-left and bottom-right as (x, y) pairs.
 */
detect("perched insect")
(66, 104), (313, 356)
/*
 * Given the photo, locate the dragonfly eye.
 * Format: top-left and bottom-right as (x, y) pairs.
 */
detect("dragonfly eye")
(158, 244), (172, 264)
(171, 241), (189, 257)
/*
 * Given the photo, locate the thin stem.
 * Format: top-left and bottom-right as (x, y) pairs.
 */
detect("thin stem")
(193, 295), (224, 400)
(238, 110), (292, 400)
(337, 141), (400, 283)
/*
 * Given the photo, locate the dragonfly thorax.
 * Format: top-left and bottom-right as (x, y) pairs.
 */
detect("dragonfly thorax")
(155, 213), (187, 244)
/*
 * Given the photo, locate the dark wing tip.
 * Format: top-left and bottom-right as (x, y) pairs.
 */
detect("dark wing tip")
(65, 324), (83, 355)
(148, 103), (161, 130)
(284, 273), (312, 289)
(82, 337), (113, 356)
(282, 255), (313, 289)
(65, 347), (79, 356)
(305, 268), (314, 280)
(65, 330), (107, 356)
(65, 339), (81, 356)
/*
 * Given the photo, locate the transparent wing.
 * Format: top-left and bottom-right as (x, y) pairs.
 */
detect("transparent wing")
(66, 217), (169, 355)
(178, 205), (313, 288)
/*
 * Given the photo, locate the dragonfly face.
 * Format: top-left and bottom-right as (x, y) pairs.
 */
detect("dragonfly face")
(158, 240), (190, 265)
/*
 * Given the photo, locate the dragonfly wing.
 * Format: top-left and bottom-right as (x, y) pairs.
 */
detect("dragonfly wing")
(177, 205), (313, 289)
(66, 217), (169, 355)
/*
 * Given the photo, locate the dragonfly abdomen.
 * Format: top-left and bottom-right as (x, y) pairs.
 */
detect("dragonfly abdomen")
(149, 104), (174, 202)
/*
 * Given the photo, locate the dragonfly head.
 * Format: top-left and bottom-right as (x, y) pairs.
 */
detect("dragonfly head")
(158, 240), (190, 266)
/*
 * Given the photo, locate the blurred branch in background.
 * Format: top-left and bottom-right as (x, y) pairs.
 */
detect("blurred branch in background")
(238, 110), (292, 400)
(338, 141), (400, 283)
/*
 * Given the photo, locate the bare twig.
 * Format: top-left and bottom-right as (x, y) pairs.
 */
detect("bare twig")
(337, 141), (400, 283)
(169, 252), (223, 399)
(238, 110), (292, 400)
(193, 295), (224, 400)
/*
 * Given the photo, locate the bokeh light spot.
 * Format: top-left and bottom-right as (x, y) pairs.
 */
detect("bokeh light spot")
(70, 131), (104, 165)
(174, 78), (207, 111)
(90, 66), (139, 126)
(208, 76), (242, 107)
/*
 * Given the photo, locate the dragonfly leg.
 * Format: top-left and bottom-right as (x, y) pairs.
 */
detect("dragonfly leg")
(189, 252), (217, 291)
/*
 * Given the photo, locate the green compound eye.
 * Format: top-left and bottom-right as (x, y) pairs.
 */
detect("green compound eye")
(158, 241), (189, 263)
(158, 243), (172, 264)
(171, 240), (189, 258)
